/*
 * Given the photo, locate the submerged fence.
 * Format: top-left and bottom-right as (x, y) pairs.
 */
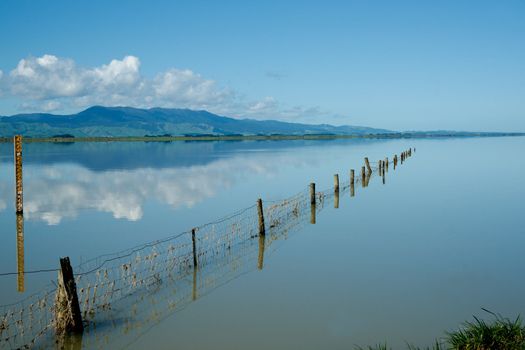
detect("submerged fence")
(0, 142), (414, 349)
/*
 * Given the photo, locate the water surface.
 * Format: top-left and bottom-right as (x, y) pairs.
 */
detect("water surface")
(0, 137), (524, 349)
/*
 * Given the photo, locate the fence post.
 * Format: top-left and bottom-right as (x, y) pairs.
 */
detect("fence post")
(385, 157), (389, 171)
(257, 198), (265, 236)
(334, 174), (339, 193)
(309, 182), (316, 224)
(191, 228), (198, 267)
(16, 213), (24, 293)
(14, 135), (23, 214)
(350, 169), (355, 186)
(361, 166), (366, 187)
(364, 157), (372, 174)
(56, 257), (83, 334)
(310, 183), (316, 205)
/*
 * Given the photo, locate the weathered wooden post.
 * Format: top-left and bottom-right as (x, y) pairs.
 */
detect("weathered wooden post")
(361, 166), (366, 187)
(16, 213), (24, 293)
(257, 235), (265, 270)
(334, 190), (339, 209)
(350, 169), (355, 197)
(310, 183), (316, 205)
(14, 135), (23, 214)
(334, 174), (339, 193)
(55, 257), (83, 334)
(191, 228), (198, 267)
(257, 199), (265, 236)
(309, 183), (316, 224)
(364, 157), (372, 174)
(385, 157), (389, 171)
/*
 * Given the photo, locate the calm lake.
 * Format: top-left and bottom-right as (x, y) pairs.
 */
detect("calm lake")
(1, 136), (524, 349)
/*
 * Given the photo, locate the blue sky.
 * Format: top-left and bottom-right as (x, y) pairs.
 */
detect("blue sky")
(0, 0), (524, 131)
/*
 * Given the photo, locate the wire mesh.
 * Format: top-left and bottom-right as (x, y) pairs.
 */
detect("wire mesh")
(0, 150), (413, 349)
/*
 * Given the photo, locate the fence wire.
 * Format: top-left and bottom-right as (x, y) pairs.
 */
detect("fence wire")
(0, 150), (413, 349)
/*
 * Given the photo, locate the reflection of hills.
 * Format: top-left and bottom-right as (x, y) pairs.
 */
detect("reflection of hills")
(0, 139), (385, 171)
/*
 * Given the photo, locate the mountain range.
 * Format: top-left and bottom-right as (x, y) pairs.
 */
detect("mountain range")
(0, 106), (391, 138)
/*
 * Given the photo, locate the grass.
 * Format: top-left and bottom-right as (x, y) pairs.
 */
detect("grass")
(356, 311), (525, 350)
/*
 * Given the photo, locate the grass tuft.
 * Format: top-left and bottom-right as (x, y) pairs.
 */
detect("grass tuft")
(447, 310), (525, 350)
(355, 311), (525, 350)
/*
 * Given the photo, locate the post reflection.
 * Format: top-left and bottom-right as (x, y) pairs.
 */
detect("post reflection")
(16, 213), (24, 293)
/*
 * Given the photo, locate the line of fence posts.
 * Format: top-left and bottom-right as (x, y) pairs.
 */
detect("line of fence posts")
(23, 147), (416, 341)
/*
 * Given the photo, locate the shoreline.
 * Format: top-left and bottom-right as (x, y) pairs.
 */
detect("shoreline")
(1, 132), (524, 143)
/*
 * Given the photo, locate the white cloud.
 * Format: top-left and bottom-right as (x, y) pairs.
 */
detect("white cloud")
(2, 54), (331, 122)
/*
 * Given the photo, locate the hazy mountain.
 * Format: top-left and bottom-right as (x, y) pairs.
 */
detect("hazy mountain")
(0, 106), (392, 137)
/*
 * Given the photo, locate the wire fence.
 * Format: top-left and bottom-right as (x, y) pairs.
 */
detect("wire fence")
(0, 150), (413, 349)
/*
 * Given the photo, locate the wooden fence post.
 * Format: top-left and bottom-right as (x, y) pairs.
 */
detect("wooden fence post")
(257, 198), (265, 236)
(361, 166), (366, 187)
(56, 257), (83, 334)
(309, 182), (316, 224)
(334, 174), (339, 193)
(364, 157), (372, 174)
(191, 228), (198, 267)
(14, 135), (23, 214)
(310, 183), (316, 205)
(350, 169), (355, 197)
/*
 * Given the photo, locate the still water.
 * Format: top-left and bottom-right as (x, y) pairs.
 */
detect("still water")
(0, 137), (524, 349)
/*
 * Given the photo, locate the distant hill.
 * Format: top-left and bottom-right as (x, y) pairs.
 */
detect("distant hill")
(0, 106), (392, 137)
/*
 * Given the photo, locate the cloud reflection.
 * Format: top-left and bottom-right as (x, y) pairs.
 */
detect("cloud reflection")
(17, 154), (288, 225)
